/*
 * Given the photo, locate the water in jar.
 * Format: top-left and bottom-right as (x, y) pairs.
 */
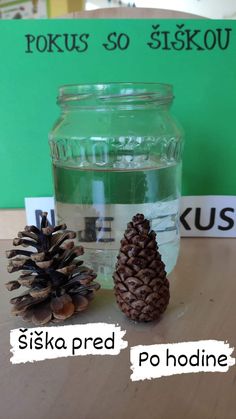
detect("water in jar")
(53, 151), (181, 289)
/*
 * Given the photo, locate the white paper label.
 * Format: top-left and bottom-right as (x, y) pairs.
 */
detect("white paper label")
(180, 196), (236, 237)
(130, 340), (235, 381)
(25, 197), (55, 227)
(25, 195), (236, 237)
(10, 323), (128, 364)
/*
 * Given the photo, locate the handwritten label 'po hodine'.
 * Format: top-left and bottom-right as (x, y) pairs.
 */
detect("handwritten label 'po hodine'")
(130, 340), (235, 381)
(25, 25), (232, 53)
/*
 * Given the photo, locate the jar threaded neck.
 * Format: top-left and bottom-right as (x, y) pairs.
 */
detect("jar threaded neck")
(58, 82), (173, 109)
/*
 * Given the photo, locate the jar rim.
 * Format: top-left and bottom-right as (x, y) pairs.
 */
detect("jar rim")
(58, 82), (173, 106)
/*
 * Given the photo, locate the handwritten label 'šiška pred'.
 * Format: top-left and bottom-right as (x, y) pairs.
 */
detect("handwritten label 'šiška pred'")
(10, 323), (128, 364)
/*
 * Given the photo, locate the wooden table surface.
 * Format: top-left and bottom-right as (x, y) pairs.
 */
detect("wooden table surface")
(0, 238), (236, 419)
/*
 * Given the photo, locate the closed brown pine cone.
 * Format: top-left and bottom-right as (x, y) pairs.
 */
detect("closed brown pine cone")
(113, 214), (170, 322)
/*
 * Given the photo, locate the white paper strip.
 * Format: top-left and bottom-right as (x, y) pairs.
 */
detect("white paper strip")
(25, 195), (236, 237)
(25, 197), (55, 228)
(180, 195), (236, 237)
(130, 340), (235, 381)
(10, 323), (128, 364)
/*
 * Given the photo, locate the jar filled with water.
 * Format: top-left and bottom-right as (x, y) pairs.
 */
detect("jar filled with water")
(49, 83), (183, 288)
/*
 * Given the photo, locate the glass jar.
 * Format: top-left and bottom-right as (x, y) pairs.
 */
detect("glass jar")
(49, 82), (183, 289)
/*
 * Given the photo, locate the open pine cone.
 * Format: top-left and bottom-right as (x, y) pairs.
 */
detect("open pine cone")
(113, 214), (170, 322)
(5, 212), (100, 325)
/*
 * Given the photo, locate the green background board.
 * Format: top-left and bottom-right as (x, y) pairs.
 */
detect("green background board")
(0, 19), (236, 208)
